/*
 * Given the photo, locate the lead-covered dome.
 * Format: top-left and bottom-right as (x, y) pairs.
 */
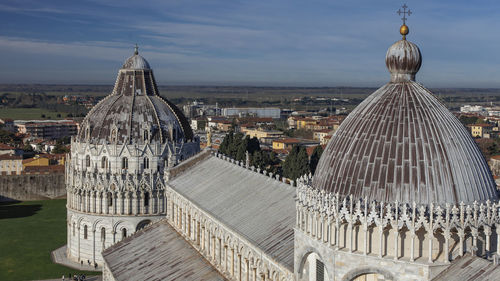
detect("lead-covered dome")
(122, 47), (151, 70)
(77, 47), (193, 144)
(312, 32), (498, 205)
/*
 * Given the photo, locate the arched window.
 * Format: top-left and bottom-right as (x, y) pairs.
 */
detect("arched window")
(101, 156), (108, 169)
(143, 130), (149, 141)
(122, 157), (128, 169)
(85, 155), (91, 167)
(144, 192), (149, 206)
(101, 227), (106, 242)
(84, 225), (88, 239)
(143, 157), (149, 169)
(122, 228), (127, 239)
(107, 192), (113, 206)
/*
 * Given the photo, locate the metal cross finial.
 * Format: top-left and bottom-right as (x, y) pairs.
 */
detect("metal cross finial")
(134, 44), (139, 55)
(397, 4), (412, 25)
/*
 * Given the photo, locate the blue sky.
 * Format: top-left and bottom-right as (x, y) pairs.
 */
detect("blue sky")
(0, 0), (499, 87)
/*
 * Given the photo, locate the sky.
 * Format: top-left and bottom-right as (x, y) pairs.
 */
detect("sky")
(0, 0), (499, 87)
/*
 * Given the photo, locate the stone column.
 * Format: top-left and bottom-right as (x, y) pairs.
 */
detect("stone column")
(348, 222), (353, 253)
(428, 233), (434, 263)
(139, 191), (145, 214)
(117, 192), (122, 215)
(363, 224), (368, 255)
(92, 229), (96, 263)
(124, 192), (130, 215)
(132, 193), (138, 215)
(444, 230), (451, 263)
(378, 226), (384, 258)
(335, 221), (340, 250)
(394, 229), (399, 260)
(212, 235), (216, 260)
(238, 254), (242, 281)
(154, 191), (159, 214)
(471, 228), (478, 256)
(112, 193), (117, 215)
(231, 248), (235, 276)
(496, 225), (500, 256)
(77, 226), (81, 261)
(485, 227), (491, 254)
(245, 259), (250, 281)
(410, 231), (416, 262)
(103, 194), (109, 214)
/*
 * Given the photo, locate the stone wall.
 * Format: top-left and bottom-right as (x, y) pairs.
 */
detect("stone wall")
(0, 173), (66, 201)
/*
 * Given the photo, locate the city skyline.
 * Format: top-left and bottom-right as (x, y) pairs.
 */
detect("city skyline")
(1, 0), (499, 87)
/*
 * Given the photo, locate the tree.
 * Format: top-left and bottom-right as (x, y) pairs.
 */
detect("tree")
(309, 145), (324, 174)
(23, 143), (34, 152)
(282, 145), (310, 181)
(218, 131), (233, 155)
(52, 143), (69, 154)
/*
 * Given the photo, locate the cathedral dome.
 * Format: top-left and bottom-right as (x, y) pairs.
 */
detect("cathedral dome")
(122, 47), (151, 70)
(312, 30), (498, 205)
(76, 47), (193, 144)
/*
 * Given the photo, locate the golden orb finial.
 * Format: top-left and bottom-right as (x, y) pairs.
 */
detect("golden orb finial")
(400, 24), (409, 40)
(397, 4), (412, 40)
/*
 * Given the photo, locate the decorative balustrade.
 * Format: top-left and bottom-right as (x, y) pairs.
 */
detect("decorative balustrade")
(296, 174), (500, 263)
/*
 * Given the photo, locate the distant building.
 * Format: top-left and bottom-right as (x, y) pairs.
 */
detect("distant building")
(16, 119), (78, 140)
(190, 118), (207, 131)
(0, 143), (18, 156)
(222, 107), (281, 119)
(460, 105), (487, 114)
(489, 155), (500, 177)
(0, 154), (23, 175)
(0, 118), (16, 132)
(469, 123), (493, 138)
(313, 129), (335, 144)
(207, 117), (233, 131)
(272, 138), (319, 151)
(241, 128), (284, 145)
(22, 155), (50, 168)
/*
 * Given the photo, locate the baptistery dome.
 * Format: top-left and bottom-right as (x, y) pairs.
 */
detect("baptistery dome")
(312, 31), (498, 205)
(66, 47), (200, 266)
(77, 47), (193, 145)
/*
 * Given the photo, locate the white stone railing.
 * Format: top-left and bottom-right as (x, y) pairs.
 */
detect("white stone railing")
(166, 184), (294, 281)
(212, 151), (295, 186)
(296, 174), (500, 264)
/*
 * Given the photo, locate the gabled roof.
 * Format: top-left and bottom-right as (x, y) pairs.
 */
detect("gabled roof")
(168, 154), (296, 270)
(102, 220), (225, 281)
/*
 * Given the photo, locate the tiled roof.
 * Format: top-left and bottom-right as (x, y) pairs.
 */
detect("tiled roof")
(102, 220), (225, 281)
(0, 154), (22, 160)
(0, 143), (15, 150)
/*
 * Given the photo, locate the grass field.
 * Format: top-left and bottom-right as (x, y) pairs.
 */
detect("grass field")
(0, 200), (96, 281)
(0, 108), (66, 120)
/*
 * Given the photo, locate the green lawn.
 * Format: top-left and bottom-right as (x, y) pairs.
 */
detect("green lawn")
(0, 200), (96, 281)
(0, 108), (66, 120)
